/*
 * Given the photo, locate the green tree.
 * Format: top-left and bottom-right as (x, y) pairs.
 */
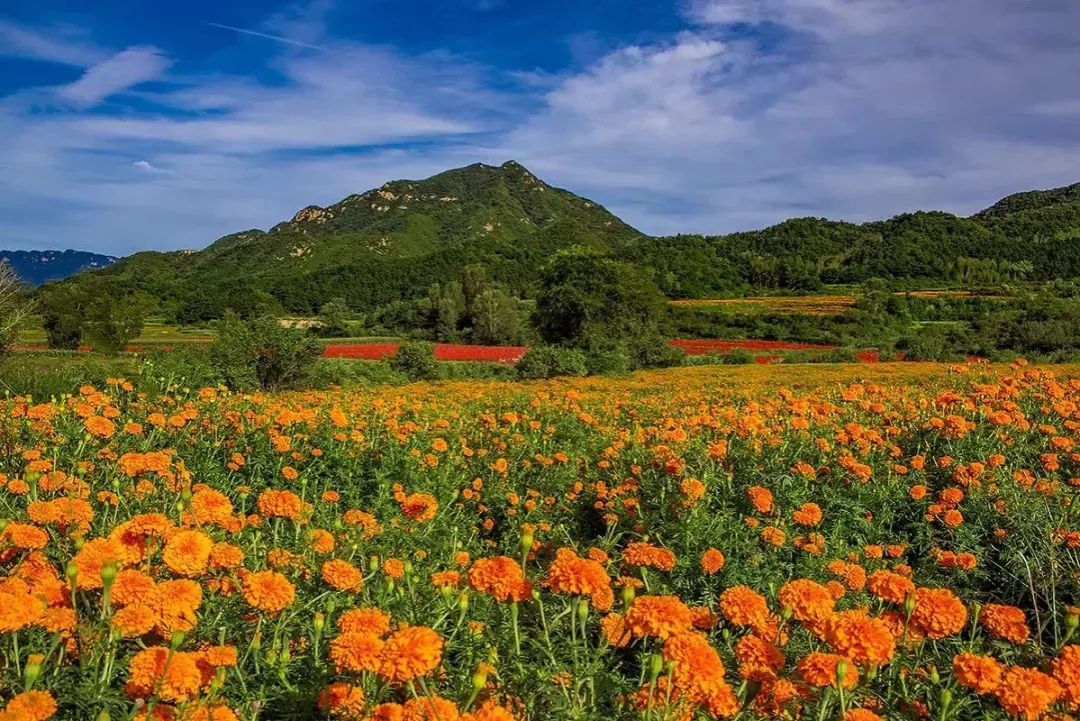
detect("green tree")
(39, 284), (89, 350)
(470, 288), (521, 345)
(533, 248), (669, 369)
(319, 297), (352, 337)
(209, 313), (322, 391)
(84, 295), (148, 355)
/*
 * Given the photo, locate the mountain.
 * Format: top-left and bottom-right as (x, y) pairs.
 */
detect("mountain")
(1, 249), (117, 285)
(47, 161), (643, 320)
(45, 164), (1080, 319)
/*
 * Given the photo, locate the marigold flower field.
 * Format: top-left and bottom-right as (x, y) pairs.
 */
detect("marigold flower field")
(1, 362), (1079, 721)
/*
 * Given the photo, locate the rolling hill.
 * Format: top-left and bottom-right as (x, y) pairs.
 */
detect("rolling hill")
(43, 163), (1080, 319)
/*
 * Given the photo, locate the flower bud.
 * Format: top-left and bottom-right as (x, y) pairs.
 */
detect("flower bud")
(313, 612), (325, 633)
(577, 598), (590, 623)
(835, 659), (847, 685)
(621, 585), (636, 608)
(648, 653), (664, 680)
(520, 528), (534, 554)
(100, 562), (118, 590)
(458, 592), (470, 614)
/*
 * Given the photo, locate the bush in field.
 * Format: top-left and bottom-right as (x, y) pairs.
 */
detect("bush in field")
(209, 312), (322, 391)
(516, 345), (588, 379)
(897, 325), (963, 361)
(389, 340), (438, 381)
(84, 296), (146, 355)
(534, 247), (672, 369)
(721, 348), (756, 364)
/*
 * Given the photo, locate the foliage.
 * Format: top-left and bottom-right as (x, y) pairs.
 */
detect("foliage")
(388, 340), (438, 381)
(208, 312), (322, 391)
(534, 248), (669, 368)
(515, 345), (589, 379)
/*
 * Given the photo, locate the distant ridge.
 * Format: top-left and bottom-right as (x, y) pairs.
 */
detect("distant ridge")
(0, 249), (117, 285)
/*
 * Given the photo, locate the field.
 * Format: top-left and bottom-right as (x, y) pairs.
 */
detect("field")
(669, 291), (1012, 317)
(0, 361), (1078, 720)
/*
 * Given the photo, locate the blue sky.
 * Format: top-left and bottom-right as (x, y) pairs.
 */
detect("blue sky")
(2, 0), (1080, 255)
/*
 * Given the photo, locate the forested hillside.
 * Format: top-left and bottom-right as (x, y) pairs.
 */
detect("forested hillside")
(42, 163), (1080, 320)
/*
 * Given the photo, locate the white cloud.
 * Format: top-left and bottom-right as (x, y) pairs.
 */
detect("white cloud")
(57, 46), (172, 108)
(0, 18), (105, 66)
(3, 0), (1080, 255)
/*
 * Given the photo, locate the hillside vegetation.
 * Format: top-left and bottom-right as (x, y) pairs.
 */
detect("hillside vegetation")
(41, 163), (1080, 321)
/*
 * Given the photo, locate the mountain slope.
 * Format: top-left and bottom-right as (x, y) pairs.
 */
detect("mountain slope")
(49, 161), (643, 319)
(0, 249), (117, 285)
(45, 169), (1080, 318)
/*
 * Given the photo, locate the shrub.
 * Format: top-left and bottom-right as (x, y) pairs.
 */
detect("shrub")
(721, 349), (755, 365)
(389, 340), (438, 381)
(516, 346), (589, 379)
(209, 313), (322, 391)
(633, 336), (685, 369)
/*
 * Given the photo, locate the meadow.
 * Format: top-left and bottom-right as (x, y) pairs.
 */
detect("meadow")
(0, 361), (1078, 720)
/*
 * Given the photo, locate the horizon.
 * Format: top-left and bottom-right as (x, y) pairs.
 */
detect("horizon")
(3, 0), (1080, 255)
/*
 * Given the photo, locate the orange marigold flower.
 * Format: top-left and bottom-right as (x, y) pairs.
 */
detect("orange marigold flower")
(600, 612), (632, 648)
(317, 682), (366, 720)
(979, 604), (1030, 644)
(162, 530), (213, 577)
(1051, 645), (1080, 707)
(338, 607), (392, 636)
(330, 631), (385, 673)
(402, 695), (459, 721)
(188, 489), (234, 525)
(866, 570), (915, 605)
(700, 548), (725, 575)
(792, 502), (823, 527)
(622, 542), (677, 572)
(399, 492), (438, 522)
(796, 652), (858, 689)
(824, 610), (896, 666)
(378, 626), (444, 684)
(735, 633), (785, 681)
(911, 587), (967, 639)
(467, 556), (532, 603)
(845, 710), (884, 721)
(995, 667), (1063, 720)
(322, 559), (364, 592)
(125, 647), (202, 703)
(663, 631), (729, 698)
(4, 690), (57, 721)
(113, 603), (158, 637)
(545, 547), (614, 611)
(719, 586), (770, 628)
(624, 595), (694, 639)
(778, 579), (835, 626)
(242, 570), (296, 613)
(256, 489), (304, 520)
(747, 486), (773, 514)
(953, 652), (1004, 695)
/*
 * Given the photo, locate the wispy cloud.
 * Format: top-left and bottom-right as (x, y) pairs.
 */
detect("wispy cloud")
(0, 18), (105, 66)
(57, 46), (172, 108)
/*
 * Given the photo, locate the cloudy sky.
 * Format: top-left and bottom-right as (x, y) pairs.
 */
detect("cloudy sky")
(2, 0), (1079, 255)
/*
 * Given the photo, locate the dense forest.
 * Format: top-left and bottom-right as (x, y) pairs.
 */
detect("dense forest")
(38, 163), (1080, 323)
